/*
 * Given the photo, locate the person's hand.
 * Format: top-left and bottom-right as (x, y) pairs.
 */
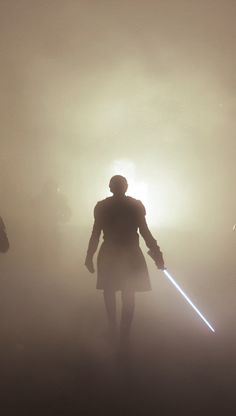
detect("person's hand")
(85, 256), (95, 273)
(155, 252), (165, 270)
(147, 249), (165, 270)
(157, 259), (165, 271)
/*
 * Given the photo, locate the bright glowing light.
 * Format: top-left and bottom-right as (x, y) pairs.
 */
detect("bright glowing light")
(109, 159), (190, 227)
(163, 269), (215, 333)
(110, 160), (150, 209)
(150, 175), (189, 227)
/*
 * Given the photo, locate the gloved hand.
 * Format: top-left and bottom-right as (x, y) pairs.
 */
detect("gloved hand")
(148, 248), (165, 270)
(85, 255), (95, 273)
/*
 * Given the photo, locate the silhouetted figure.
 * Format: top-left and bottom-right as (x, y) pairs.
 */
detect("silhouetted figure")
(85, 175), (164, 350)
(0, 216), (9, 253)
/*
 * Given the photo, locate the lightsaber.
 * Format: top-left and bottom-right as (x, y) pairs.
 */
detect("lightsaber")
(163, 269), (215, 333)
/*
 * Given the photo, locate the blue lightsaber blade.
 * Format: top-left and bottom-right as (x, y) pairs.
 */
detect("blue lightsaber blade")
(163, 269), (215, 333)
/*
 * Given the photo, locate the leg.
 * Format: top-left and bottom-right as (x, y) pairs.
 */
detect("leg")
(120, 289), (135, 343)
(103, 289), (117, 331)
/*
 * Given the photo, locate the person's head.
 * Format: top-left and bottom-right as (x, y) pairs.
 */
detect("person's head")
(109, 175), (128, 196)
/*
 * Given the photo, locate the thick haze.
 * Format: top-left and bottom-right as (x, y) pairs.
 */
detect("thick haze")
(1, 0), (236, 229)
(0, 2), (236, 415)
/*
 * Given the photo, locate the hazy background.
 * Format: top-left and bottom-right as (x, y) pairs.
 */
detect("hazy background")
(0, 1), (236, 415)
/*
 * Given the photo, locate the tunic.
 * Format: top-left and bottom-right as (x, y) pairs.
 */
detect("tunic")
(87, 196), (158, 292)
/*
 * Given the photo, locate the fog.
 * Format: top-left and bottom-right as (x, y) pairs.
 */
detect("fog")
(1, 1), (236, 415)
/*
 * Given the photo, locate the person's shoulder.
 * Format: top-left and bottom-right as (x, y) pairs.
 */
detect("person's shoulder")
(126, 197), (146, 214)
(94, 197), (112, 211)
(96, 197), (112, 206)
(126, 196), (143, 205)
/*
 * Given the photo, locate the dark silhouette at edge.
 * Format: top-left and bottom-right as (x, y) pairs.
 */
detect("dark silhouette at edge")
(0, 216), (9, 253)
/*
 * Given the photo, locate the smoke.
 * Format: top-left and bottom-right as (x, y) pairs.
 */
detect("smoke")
(1, 1), (236, 414)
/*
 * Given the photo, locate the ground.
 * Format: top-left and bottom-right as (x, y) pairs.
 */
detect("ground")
(0, 227), (235, 415)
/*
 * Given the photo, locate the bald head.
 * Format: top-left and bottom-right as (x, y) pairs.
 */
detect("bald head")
(109, 175), (128, 196)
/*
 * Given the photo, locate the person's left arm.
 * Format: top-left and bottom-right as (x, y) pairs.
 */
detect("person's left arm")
(137, 201), (165, 270)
